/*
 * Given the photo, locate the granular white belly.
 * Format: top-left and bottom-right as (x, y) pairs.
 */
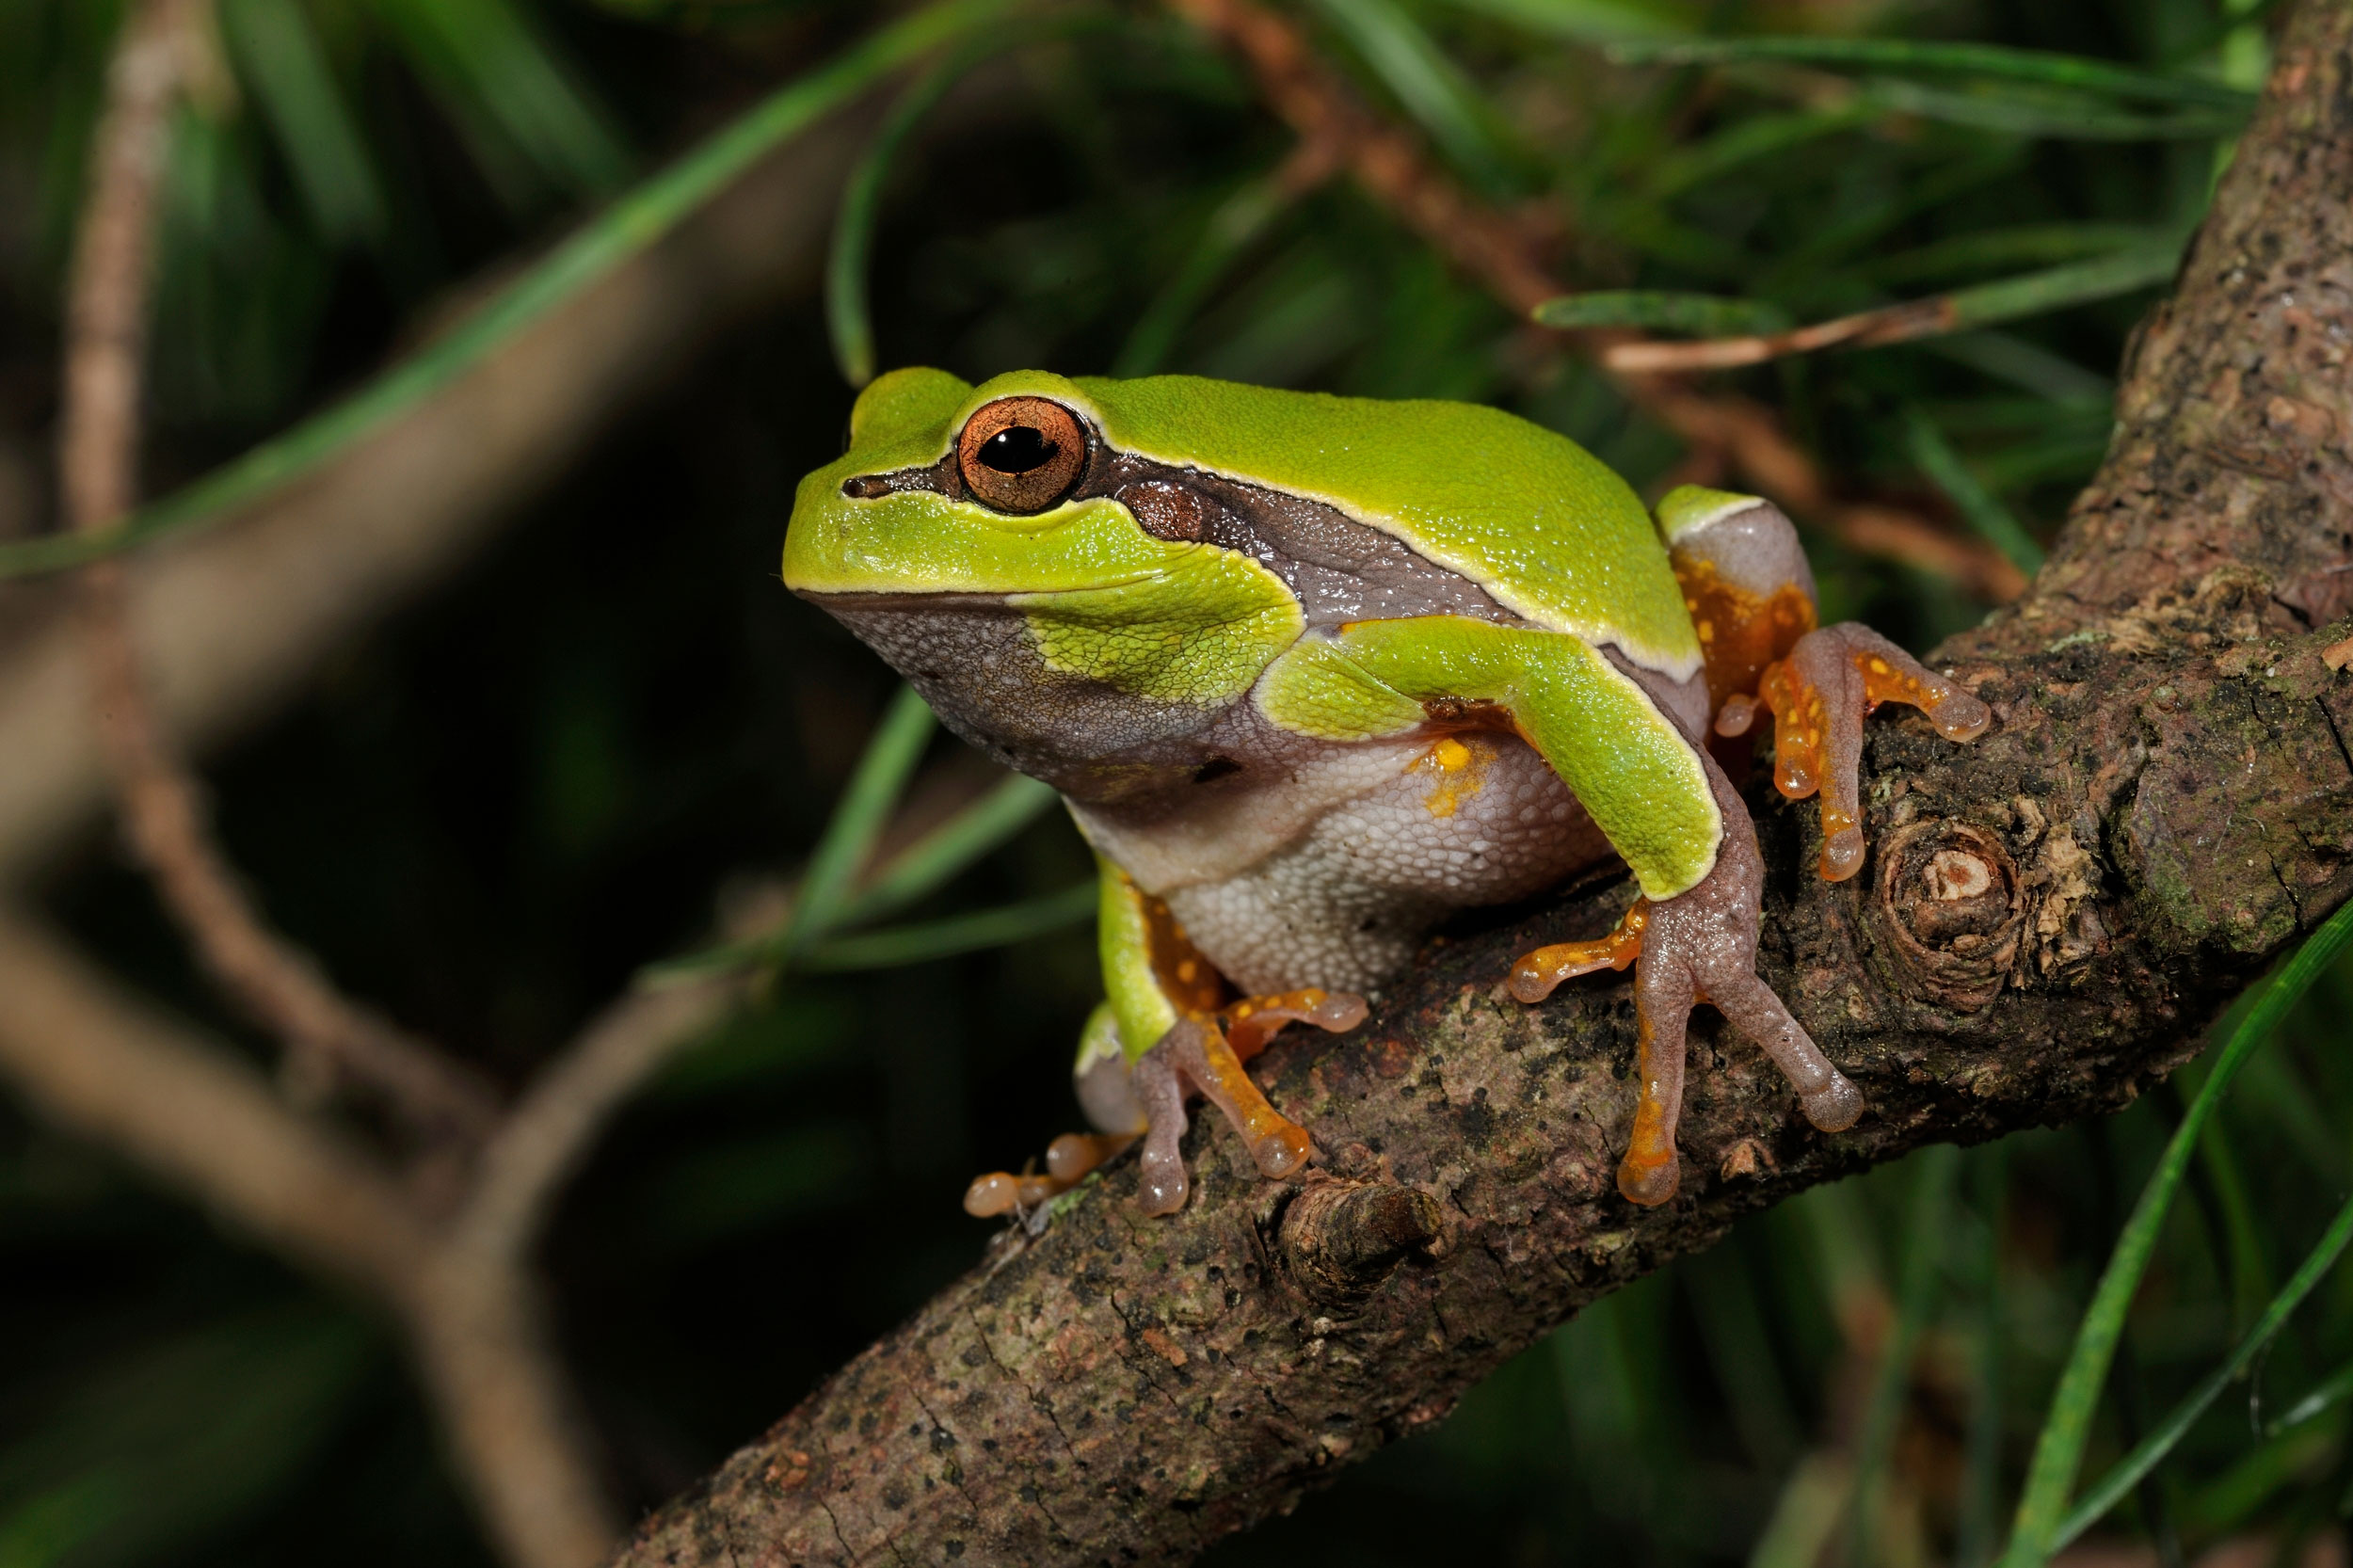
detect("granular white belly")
(1162, 731), (1611, 995)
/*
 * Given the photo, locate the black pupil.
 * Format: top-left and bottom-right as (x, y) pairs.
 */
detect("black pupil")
(979, 425), (1058, 474)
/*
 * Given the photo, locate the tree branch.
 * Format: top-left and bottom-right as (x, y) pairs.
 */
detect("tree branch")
(611, 4), (2353, 1563)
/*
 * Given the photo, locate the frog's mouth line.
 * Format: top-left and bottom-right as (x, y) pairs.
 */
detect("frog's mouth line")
(790, 579), (1165, 611)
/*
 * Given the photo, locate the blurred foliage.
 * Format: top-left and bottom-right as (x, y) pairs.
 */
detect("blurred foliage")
(0, 0), (2342, 1564)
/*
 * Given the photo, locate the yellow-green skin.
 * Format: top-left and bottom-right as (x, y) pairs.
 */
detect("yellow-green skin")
(786, 367), (1724, 1059)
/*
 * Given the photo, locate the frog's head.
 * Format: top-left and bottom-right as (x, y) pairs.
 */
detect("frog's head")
(783, 368), (1304, 784)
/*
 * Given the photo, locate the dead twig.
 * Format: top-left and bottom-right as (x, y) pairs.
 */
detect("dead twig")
(60, 0), (497, 1141)
(456, 975), (745, 1265)
(0, 903), (436, 1300)
(1161, 0), (2029, 603)
(53, 6), (616, 1564)
(1603, 296), (1958, 373)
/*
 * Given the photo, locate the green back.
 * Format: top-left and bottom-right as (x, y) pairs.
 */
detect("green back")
(1018, 372), (1702, 679)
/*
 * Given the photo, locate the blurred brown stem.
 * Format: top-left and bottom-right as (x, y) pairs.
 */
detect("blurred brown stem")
(1161, 0), (2029, 604)
(61, 0), (497, 1141)
(0, 20), (882, 1558)
(53, 4), (613, 1564)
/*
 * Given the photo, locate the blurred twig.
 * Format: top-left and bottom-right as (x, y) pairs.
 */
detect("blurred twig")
(1595, 245), (2183, 373)
(57, 6), (616, 1566)
(62, 0), (498, 1139)
(1163, 0), (2032, 602)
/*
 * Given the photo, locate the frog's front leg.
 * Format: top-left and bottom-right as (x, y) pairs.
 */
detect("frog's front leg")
(963, 862), (1365, 1219)
(1512, 756), (1861, 1203)
(1724, 625), (1991, 879)
(1262, 615), (1863, 1208)
(1659, 486), (1992, 880)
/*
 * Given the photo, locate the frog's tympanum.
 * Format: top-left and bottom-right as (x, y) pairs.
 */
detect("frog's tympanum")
(783, 370), (1990, 1215)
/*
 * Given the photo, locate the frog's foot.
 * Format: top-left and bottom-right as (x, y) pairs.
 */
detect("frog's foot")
(1135, 991), (1366, 1218)
(963, 1132), (1139, 1218)
(1223, 989), (1369, 1056)
(1508, 898), (1651, 1003)
(1610, 872), (1863, 1205)
(1716, 624), (1990, 881)
(1507, 769), (1862, 1206)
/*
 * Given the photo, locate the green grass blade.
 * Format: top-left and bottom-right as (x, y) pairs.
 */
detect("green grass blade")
(1849, 1144), (1961, 1566)
(1858, 76), (2246, 143)
(1956, 1144), (2010, 1568)
(1531, 289), (1791, 334)
(1997, 895), (2353, 1567)
(1940, 243), (2181, 334)
(1903, 406), (2044, 574)
(1428, 0), (1693, 42)
(828, 56), (965, 387)
(2195, 1114), (2275, 1333)
(829, 17), (1108, 386)
(1926, 333), (2112, 404)
(1604, 37), (2253, 108)
(834, 774), (1060, 928)
(776, 684), (937, 963)
(1310, 0), (1516, 188)
(1646, 101), (1876, 196)
(1868, 224), (2173, 287)
(218, 0), (387, 242)
(0, 0), (1014, 583)
(370, 0), (630, 198)
(636, 685), (942, 984)
(801, 883), (1095, 970)
(2049, 1185), (2353, 1552)
(2266, 1360), (2353, 1436)
(1967, 425), (2116, 490)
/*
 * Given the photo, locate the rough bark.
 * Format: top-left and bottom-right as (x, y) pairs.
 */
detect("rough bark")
(615, 9), (2353, 1565)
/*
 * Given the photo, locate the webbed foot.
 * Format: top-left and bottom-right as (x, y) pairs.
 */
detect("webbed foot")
(1135, 990), (1367, 1218)
(963, 1132), (1138, 1218)
(1717, 624), (1990, 881)
(966, 989), (1367, 1220)
(1510, 762), (1860, 1207)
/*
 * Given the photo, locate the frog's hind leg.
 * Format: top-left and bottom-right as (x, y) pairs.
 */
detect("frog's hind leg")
(1660, 485), (1991, 882)
(964, 985), (1368, 1220)
(1721, 624), (1990, 880)
(1511, 748), (1863, 1207)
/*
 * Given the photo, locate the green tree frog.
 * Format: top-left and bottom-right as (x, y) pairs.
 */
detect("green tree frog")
(782, 369), (1989, 1215)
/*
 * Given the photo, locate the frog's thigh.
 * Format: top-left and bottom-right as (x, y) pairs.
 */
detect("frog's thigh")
(1656, 485), (1817, 713)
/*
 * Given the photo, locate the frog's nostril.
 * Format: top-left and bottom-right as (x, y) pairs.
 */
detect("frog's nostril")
(840, 474), (892, 499)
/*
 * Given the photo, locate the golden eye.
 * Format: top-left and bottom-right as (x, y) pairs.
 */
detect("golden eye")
(955, 396), (1086, 514)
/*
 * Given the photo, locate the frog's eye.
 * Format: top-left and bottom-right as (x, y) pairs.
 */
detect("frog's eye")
(955, 396), (1086, 514)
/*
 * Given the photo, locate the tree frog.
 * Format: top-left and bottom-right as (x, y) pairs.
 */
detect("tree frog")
(782, 369), (1989, 1215)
